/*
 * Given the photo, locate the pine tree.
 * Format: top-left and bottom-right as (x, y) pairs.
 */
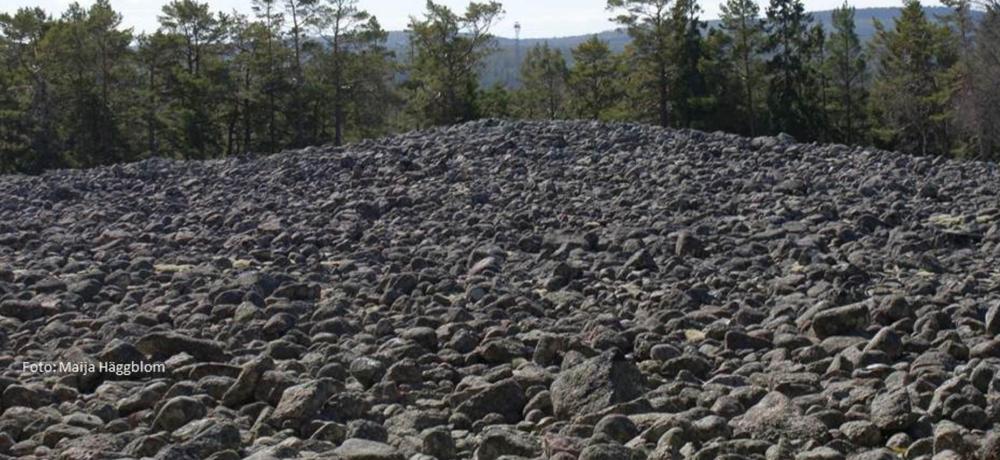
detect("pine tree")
(517, 43), (569, 119)
(946, 0), (999, 158)
(607, 0), (673, 126)
(225, 13), (266, 154)
(45, 0), (136, 167)
(341, 19), (399, 141)
(312, 4), (397, 143)
(478, 83), (513, 118)
(407, 1), (504, 127)
(135, 32), (179, 158)
(805, 23), (830, 141)
(313, 0), (374, 145)
(568, 36), (622, 120)
(962, 1), (1000, 158)
(157, 0), (230, 159)
(251, 0), (287, 154)
(668, 0), (707, 129)
(824, 2), (868, 145)
(698, 28), (742, 133)
(0, 7), (60, 172)
(283, 0), (318, 148)
(869, 0), (957, 156)
(718, 0), (765, 135)
(763, 0), (815, 139)
(0, 45), (30, 174)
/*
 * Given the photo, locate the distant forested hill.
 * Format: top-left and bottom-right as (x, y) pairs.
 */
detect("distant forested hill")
(386, 6), (979, 87)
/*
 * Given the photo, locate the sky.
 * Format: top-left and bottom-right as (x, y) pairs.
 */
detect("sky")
(2, 0), (924, 38)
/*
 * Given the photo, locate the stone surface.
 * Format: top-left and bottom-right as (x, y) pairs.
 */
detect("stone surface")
(2, 120), (1000, 459)
(550, 350), (645, 419)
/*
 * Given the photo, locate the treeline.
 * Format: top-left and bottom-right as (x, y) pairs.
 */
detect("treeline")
(1, 0), (999, 174)
(0, 0), (403, 173)
(507, 0), (1000, 160)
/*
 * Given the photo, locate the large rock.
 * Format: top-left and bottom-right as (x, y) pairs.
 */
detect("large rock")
(334, 438), (404, 460)
(870, 389), (916, 432)
(474, 425), (542, 460)
(270, 378), (336, 428)
(153, 396), (207, 432)
(550, 350), (646, 419)
(136, 332), (227, 362)
(0, 300), (54, 321)
(986, 302), (1000, 335)
(453, 378), (526, 424)
(730, 392), (828, 443)
(222, 356), (274, 407)
(812, 303), (870, 338)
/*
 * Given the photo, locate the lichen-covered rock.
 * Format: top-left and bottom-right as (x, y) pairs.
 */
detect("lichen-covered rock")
(551, 350), (645, 419)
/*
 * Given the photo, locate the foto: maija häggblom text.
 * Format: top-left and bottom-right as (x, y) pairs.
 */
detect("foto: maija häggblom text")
(22, 361), (165, 377)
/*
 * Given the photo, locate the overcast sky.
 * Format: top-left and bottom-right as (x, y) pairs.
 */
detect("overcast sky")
(2, 0), (924, 38)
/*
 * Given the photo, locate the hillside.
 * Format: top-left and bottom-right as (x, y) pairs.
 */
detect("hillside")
(2, 120), (1000, 459)
(388, 6), (977, 87)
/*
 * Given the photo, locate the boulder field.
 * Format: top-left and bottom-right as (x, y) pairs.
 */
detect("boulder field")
(1, 120), (1000, 459)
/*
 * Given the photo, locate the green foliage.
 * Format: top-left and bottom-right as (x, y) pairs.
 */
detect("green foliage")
(156, 0), (231, 159)
(668, 0), (708, 128)
(697, 29), (741, 134)
(0, 2), (139, 171)
(869, 0), (957, 156)
(945, 0), (1000, 159)
(406, 1), (504, 127)
(824, 2), (868, 145)
(316, 6), (398, 144)
(3, 0), (999, 173)
(763, 0), (818, 139)
(478, 83), (513, 118)
(607, 0), (673, 126)
(1, 7), (59, 173)
(568, 36), (623, 120)
(516, 43), (569, 119)
(718, 0), (766, 135)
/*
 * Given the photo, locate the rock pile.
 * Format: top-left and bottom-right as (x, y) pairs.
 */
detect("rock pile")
(1, 119), (1000, 459)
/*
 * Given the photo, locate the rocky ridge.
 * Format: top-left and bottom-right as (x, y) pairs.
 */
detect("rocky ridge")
(1, 120), (1000, 459)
